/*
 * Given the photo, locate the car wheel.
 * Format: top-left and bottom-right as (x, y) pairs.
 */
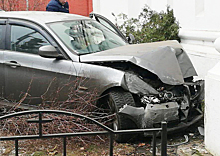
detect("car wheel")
(108, 88), (138, 143)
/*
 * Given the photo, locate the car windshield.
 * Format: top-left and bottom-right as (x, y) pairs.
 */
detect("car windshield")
(48, 20), (127, 54)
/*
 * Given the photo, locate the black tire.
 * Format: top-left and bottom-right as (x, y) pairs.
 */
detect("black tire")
(107, 88), (138, 143)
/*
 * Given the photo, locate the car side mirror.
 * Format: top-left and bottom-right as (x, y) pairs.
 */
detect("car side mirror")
(39, 45), (63, 59)
(127, 33), (135, 44)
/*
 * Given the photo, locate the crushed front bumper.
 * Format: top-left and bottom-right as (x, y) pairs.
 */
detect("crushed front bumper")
(119, 104), (203, 135)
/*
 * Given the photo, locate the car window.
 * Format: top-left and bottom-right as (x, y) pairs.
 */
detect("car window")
(10, 25), (50, 54)
(48, 20), (127, 54)
(0, 25), (3, 49)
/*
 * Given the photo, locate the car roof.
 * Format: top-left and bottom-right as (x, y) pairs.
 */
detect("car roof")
(0, 11), (89, 24)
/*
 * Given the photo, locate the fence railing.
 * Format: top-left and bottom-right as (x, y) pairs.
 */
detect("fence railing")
(0, 110), (167, 156)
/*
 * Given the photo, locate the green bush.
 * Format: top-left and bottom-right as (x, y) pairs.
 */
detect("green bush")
(118, 5), (180, 44)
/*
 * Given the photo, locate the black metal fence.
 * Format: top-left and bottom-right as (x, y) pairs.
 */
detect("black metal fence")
(0, 110), (167, 156)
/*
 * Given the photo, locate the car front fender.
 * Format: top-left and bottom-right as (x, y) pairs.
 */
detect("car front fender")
(76, 63), (158, 97)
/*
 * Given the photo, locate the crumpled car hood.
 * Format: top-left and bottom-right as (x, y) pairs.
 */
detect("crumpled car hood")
(80, 40), (197, 85)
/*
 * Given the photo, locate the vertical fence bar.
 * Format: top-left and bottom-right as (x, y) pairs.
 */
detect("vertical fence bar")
(152, 132), (156, 156)
(15, 139), (18, 156)
(63, 137), (67, 156)
(39, 112), (42, 137)
(109, 133), (114, 156)
(161, 122), (167, 156)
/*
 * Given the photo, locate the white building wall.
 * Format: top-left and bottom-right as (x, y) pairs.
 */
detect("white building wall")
(205, 60), (220, 156)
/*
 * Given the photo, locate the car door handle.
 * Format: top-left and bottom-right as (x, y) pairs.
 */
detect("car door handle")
(4, 61), (21, 68)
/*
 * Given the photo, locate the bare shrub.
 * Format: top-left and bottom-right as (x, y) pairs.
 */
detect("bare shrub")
(0, 77), (114, 153)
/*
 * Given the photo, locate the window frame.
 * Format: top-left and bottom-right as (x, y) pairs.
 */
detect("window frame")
(4, 19), (71, 60)
(89, 13), (128, 43)
(10, 25), (51, 54)
(0, 19), (6, 50)
(6, 19), (53, 54)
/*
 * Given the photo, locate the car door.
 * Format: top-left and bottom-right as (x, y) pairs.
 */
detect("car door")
(4, 19), (78, 105)
(90, 13), (128, 42)
(0, 19), (6, 99)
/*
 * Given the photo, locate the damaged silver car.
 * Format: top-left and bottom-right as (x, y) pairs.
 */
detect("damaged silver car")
(0, 12), (204, 142)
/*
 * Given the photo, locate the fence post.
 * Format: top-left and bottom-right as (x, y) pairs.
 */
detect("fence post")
(109, 133), (114, 156)
(63, 137), (67, 156)
(39, 112), (42, 137)
(152, 132), (156, 156)
(161, 122), (167, 156)
(15, 139), (19, 156)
